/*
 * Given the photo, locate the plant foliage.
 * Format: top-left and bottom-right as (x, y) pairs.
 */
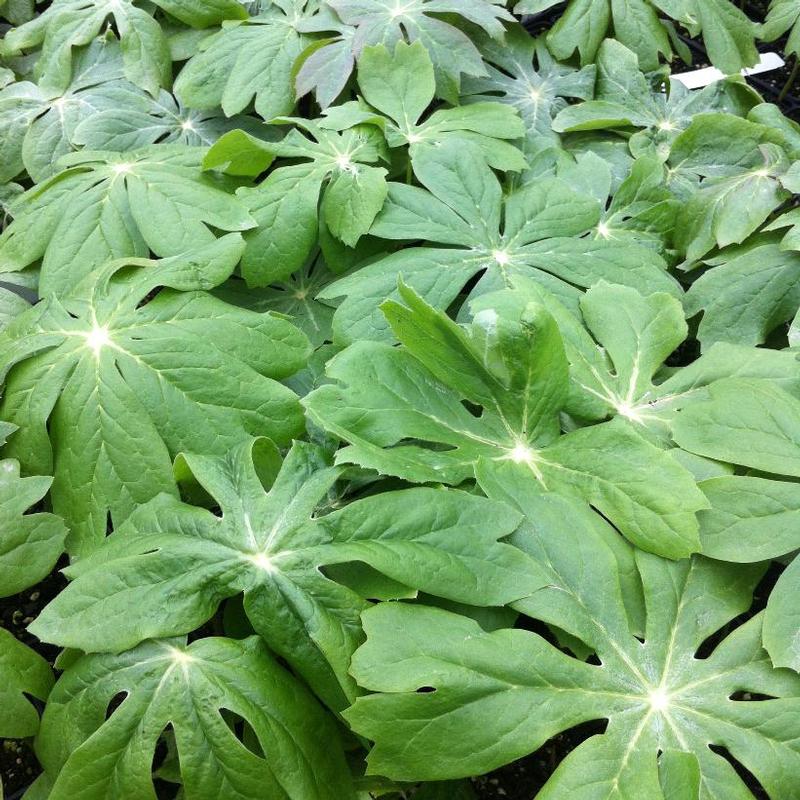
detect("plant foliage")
(1, 0), (799, 798)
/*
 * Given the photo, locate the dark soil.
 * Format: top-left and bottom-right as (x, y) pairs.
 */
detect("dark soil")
(0, 562), (67, 799)
(471, 721), (606, 799)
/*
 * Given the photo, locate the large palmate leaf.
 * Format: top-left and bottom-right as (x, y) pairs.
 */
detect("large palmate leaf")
(338, 41), (526, 171)
(516, 0), (759, 74)
(346, 481), (800, 799)
(305, 283), (707, 558)
(552, 40), (758, 161)
(31, 636), (357, 800)
(472, 278), (800, 437)
(0, 238), (310, 557)
(31, 438), (539, 711)
(0, 627), (53, 739)
(667, 114), (792, 262)
(320, 138), (677, 343)
(325, 0), (515, 102)
(0, 37), (132, 183)
(72, 85), (268, 152)
(0, 145), (255, 299)
(0, 457), (66, 597)
(685, 235), (800, 349)
(4, 0), (246, 96)
(460, 29), (595, 145)
(174, 0), (313, 121)
(205, 122), (387, 286)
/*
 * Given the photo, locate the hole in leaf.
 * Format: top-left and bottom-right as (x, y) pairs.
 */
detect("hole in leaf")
(105, 691), (128, 720)
(460, 400), (484, 418)
(516, 614), (563, 649)
(709, 745), (768, 799)
(152, 728), (182, 798)
(151, 725), (171, 773)
(415, 686), (436, 694)
(186, 616), (220, 643)
(220, 709), (264, 758)
(729, 691), (778, 702)
(665, 337), (700, 368)
(222, 596), (256, 639)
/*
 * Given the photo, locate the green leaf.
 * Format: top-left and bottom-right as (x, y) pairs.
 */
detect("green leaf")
(763, 0), (800, 56)
(685, 237), (800, 349)
(698, 475), (800, 561)
(0, 239), (309, 556)
(473, 280), (688, 429)
(0, 283), (31, 332)
(523, 0), (758, 72)
(213, 256), (336, 347)
(0, 39), (134, 182)
(174, 5), (311, 120)
(764, 556), (800, 672)
(305, 284), (707, 558)
(667, 115), (790, 261)
(0, 458), (66, 597)
(658, 751), (701, 800)
(0, 145), (256, 299)
(552, 40), (757, 160)
(461, 30), (595, 144)
(352, 41), (526, 171)
(321, 139), (677, 343)
(346, 485), (800, 797)
(358, 41), (435, 134)
(217, 123), (387, 285)
(327, 0), (514, 101)
(2, 0), (237, 95)
(694, 0), (761, 74)
(293, 10), (357, 109)
(0, 627), (53, 739)
(322, 163), (388, 247)
(73, 85), (270, 153)
(33, 636), (357, 800)
(672, 378), (800, 478)
(30, 438), (538, 710)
